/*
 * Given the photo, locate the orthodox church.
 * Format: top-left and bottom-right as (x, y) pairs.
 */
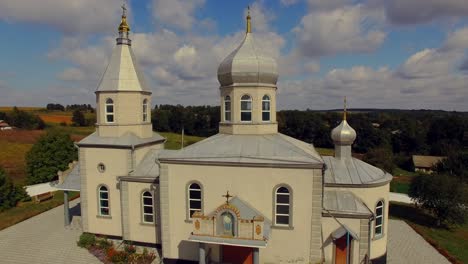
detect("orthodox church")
(59, 6), (392, 264)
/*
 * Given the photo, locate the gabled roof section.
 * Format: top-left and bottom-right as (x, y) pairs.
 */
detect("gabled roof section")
(159, 133), (323, 168)
(412, 155), (446, 169)
(130, 150), (160, 177)
(323, 190), (372, 218)
(96, 44), (149, 92)
(78, 131), (165, 148)
(323, 156), (392, 186)
(56, 164), (80, 192)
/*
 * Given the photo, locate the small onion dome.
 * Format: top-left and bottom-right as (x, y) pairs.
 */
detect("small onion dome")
(331, 119), (356, 145)
(217, 10), (278, 87)
(118, 4), (130, 33)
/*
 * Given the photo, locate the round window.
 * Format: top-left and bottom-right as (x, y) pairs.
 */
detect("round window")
(97, 163), (106, 173)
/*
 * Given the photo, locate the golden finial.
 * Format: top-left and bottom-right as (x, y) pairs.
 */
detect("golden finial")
(246, 6), (252, 33)
(118, 3), (130, 33)
(343, 96), (347, 120)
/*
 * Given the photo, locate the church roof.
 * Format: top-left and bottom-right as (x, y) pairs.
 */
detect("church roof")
(78, 131), (165, 148)
(96, 42), (149, 93)
(130, 150), (160, 177)
(323, 190), (372, 218)
(158, 133), (323, 168)
(412, 155), (445, 169)
(56, 164), (80, 191)
(323, 156), (392, 186)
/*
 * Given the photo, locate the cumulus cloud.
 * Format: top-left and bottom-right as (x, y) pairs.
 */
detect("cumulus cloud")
(152, 0), (205, 31)
(293, 4), (386, 57)
(0, 0), (121, 34)
(384, 0), (468, 25)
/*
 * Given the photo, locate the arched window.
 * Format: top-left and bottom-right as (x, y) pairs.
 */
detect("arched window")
(98, 185), (110, 216)
(142, 191), (154, 223)
(224, 95), (231, 122)
(188, 183), (202, 218)
(375, 200), (384, 237)
(105, 98), (114, 123)
(240, 95), (252, 121)
(221, 212), (235, 236)
(142, 99), (148, 122)
(275, 186), (291, 226)
(262, 95), (270, 121)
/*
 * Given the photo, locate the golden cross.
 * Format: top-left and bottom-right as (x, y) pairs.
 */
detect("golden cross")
(222, 191), (233, 204)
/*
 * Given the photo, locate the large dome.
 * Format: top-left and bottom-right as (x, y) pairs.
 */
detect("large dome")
(217, 32), (278, 87)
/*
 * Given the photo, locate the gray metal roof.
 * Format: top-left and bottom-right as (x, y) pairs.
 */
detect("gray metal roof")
(323, 156), (392, 186)
(78, 131), (165, 148)
(159, 133), (323, 166)
(323, 190), (372, 217)
(56, 164), (80, 191)
(130, 150), (160, 177)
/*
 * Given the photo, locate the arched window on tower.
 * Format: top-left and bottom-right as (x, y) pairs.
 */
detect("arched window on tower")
(274, 186), (291, 226)
(105, 98), (114, 123)
(240, 95), (252, 122)
(224, 95), (231, 122)
(142, 191), (154, 223)
(188, 182), (202, 218)
(262, 95), (270, 121)
(375, 200), (384, 237)
(142, 99), (148, 122)
(98, 185), (110, 216)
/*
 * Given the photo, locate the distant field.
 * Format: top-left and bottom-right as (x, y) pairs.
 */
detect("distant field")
(38, 114), (72, 124)
(0, 106), (43, 112)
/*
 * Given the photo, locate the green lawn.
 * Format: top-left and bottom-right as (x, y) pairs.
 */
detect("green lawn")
(0, 191), (79, 231)
(389, 202), (468, 263)
(159, 132), (205, 150)
(315, 147), (334, 156)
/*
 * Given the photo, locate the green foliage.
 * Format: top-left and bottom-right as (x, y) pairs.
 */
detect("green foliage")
(0, 167), (28, 212)
(96, 237), (113, 250)
(77, 233), (96, 249)
(409, 173), (467, 226)
(46, 104), (65, 111)
(25, 131), (78, 184)
(435, 152), (468, 183)
(71, 110), (86, 126)
(4, 107), (45, 130)
(363, 147), (395, 173)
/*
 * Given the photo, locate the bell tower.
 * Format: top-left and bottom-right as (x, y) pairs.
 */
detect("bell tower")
(95, 4), (153, 138)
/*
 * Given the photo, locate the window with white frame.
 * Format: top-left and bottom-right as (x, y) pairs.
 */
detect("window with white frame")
(142, 191), (154, 223)
(262, 95), (270, 121)
(142, 99), (148, 122)
(188, 183), (202, 218)
(98, 185), (110, 216)
(275, 186), (291, 226)
(375, 200), (384, 236)
(105, 98), (114, 123)
(224, 95), (231, 122)
(240, 95), (252, 121)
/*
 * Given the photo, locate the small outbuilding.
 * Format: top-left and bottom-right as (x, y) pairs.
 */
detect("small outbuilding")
(412, 155), (446, 173)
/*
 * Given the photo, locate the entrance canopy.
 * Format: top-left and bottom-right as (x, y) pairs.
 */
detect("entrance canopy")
(331, 225), (359, 241)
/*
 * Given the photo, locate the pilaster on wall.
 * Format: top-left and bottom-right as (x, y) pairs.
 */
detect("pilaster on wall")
(159, 164), (171, 258)
(120, 181), (130, 239)
(310, 169), (323, 262)
(80, 148), (89, 232)
(359, 219), (370, 263)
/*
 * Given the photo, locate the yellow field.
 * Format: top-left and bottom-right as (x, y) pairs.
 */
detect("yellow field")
(0, 106), (43, 112)
(38, 114), (72, 124)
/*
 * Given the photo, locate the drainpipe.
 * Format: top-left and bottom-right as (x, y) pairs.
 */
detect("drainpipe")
(64, 190), (70, 226)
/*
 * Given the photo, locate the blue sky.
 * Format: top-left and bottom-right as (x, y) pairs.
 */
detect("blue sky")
(1, 0), (468, 111)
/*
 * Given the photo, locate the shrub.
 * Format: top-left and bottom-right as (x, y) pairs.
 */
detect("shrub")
(77, 233), (96, 249)
(124, 243), (136, 254)
(96, 238), (113, 250)
(107, 248), (128, 263)
(0, 167), (28, 212)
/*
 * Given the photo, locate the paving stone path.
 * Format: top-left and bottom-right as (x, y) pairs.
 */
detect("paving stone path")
(387, 219), (450, 264)
(0, 199), (100, 264)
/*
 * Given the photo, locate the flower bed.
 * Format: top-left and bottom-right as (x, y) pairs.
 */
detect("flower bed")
(77, 233), (156, 264)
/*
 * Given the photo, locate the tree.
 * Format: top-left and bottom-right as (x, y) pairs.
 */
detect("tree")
(435, 152), (468, 183)
(25, 131), (78, 184)
(72, 110), (86, 126)
(363, 147), (395, 173)
(0, 167), (28, 212)
(6, 107), (45, 129)
(409, 173), (467, 226)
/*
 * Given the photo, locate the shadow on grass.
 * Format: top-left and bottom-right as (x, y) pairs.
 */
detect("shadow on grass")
(389, 202), (446, 229)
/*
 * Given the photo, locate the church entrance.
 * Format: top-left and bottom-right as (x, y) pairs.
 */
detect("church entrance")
(222, 245), (253, 264)
(335, 234), (352, 264)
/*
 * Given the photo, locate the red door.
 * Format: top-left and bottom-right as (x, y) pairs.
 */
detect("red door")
(222, 245), (253, 264)
(335, 235), (349, 264)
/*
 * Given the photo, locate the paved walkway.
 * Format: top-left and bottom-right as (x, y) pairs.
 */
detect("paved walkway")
(389, 192), (413, 204)
(387, 219), (450, 264)
(0, 199), (100, 264)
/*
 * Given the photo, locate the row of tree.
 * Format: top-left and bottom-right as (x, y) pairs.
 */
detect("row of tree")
(46, 103), (94, 113)
(0, 107), (45, 130)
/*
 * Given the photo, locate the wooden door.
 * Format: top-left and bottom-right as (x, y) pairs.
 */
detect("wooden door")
(335, 235), (349, 264)
(222, 245), (253, 264)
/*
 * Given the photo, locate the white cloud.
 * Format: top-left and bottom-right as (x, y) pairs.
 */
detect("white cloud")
(152, 0), (205, 30)
(293, 4), (386, 57)
(58, 67), (87, 81)
(0, 0), (121, 34)
(281, 0), (300, 6)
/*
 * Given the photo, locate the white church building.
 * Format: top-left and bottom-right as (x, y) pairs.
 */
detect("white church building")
(59, 7), (392, 264)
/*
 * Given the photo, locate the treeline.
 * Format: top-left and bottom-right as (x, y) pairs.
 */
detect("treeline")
(46, 103), (94, 113)
(0, 107), (45, 130)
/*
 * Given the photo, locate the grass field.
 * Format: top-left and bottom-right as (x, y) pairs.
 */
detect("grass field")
(0, 191), (79, 231)
(160, 132), (205, 150)
(0, 106), (43, 112)
(390, 202), (468, 263)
